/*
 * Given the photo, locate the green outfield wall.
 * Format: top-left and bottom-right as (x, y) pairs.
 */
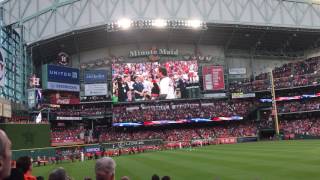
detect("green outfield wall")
(0, 124), (51, 150)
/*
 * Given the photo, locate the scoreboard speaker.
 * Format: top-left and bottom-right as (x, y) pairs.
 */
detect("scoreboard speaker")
(186, 86), (200, 98)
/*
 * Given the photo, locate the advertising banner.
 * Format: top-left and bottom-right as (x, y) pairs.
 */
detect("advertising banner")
(102, 139), (163, 149)
(56, 117), (82, 120)
(84, 70), (107, 84)
(84, 84), (107, 96)
(229, 68), (246, 75)
(113, 116), (243, 126)
(28, 89), (36, 109)
(217, 137), (237, 144)
(203, 93), (227, 98)
(231, 93), (256, 99)
(50, 98), (80, 105)
(260, 92), (320, 103)
(237, 136), (258, 143)
(129, 48), (178, 58)
(42, 64), (80, 92)
(85, 146), (101, 153)
(47, 65), (79, 84)
(47, 82), (80, 92)
(27, 88), (42, 108)
(0, 48), (6, 87)
(0, 98), (11, 118)
(202, 66), (225, 91)
(3, 104), (11, 118)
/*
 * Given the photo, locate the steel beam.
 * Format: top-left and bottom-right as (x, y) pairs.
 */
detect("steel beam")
(1, 0), (320, 44)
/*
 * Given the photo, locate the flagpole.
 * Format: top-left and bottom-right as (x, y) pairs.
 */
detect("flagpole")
(270, 70), (280, 138)
(47, 108), (50, 122)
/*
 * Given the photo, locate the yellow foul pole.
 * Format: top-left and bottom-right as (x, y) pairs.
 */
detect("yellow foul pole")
(270, 71), (280, 137)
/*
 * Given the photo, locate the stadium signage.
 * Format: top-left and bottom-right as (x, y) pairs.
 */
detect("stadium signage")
(84, 84), (108, 96)
(202, 66), (225, 91)
(56, 116), (82, 120)
(27, 88), (42, 108)
(42, 64), (80, 92)
(102, 139), (163, 149)
(47, 82), (80, 92)
(129, 48), (178, 58)
(29, 74), (40, 87)
(57, 52), (70, 66)
(229, 68), (246, 75)
(47, 65), (79, 84)
(51, 98), (80, 105)
(231, 93), (256, 99)
(85, 147), (101, 153)
(237, 136), (258, 143)
(0, 98), (11, 118)
(84, 70), (108, 84)
(203, 93), (227, 98)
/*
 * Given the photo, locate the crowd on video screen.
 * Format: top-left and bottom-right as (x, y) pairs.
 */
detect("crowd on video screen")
(112, 60), (199, 102)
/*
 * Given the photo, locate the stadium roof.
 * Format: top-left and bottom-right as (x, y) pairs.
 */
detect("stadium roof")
(30, 24), (320, 65)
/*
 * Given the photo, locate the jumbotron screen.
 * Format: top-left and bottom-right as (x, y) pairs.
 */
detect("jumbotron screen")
(112, 60), (199, 102)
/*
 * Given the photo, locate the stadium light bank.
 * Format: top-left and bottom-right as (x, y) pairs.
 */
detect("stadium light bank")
(106, 18), (207, 32)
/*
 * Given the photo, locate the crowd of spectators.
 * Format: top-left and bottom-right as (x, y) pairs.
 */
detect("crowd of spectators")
(257, 110), (274, 129)
(229, 78), (271, 93)
(50, 121), (258, 145)
(50, 127), (85, 145)
(280, 118), (320, 137)
(112, 60), (199, 102)
(229, 56), (320, 93)
(54, 109), (81, 117)
(112, 100), (257, 122)
(98, 122), (257, 143)
(80, 96), (110, 102)
(112, 60), (198, 85)
(277, 98), (320, 113)
(53, 107), (106, 117)
(80, 107), (106, 116)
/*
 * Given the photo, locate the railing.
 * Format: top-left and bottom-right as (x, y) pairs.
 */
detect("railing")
(230, 71), (320, 93)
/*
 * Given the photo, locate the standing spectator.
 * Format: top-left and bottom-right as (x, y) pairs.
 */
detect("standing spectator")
(151, 80), (160, 99)
(4, 168), (24, 180)
(81, 151), (84, 162)
(161, 176), (171, 180)
(116, 77), (129, 102)
(48, 167), (70, 180)
(178, 77), (187, 98)
(132, 76), (144, 100)
(120, 176), (130, 180)
(125, 75), (134, 102)
(16, 156), (36, 180)
(158, 67), (175, 99)
(0, 130), (12, 180)
(143, 75), (153, 97)
(95, 157), (116, 180)
(151, 174), (160, 180)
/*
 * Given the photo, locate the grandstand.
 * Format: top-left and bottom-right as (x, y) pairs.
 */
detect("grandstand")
(1, 0), (320, 179)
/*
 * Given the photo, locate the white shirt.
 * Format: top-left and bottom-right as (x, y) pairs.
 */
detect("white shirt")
(127, 81), (134, 90)
(81, 152), (84, 162)
(160, 77), (176, 99)
(143, 80), (153, 93)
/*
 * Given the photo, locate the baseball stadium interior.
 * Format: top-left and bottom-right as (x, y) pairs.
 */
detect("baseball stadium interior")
(1, 0), (320, 179)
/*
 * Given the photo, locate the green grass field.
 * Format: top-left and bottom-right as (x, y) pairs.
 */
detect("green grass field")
(32, 140), (320, 180)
